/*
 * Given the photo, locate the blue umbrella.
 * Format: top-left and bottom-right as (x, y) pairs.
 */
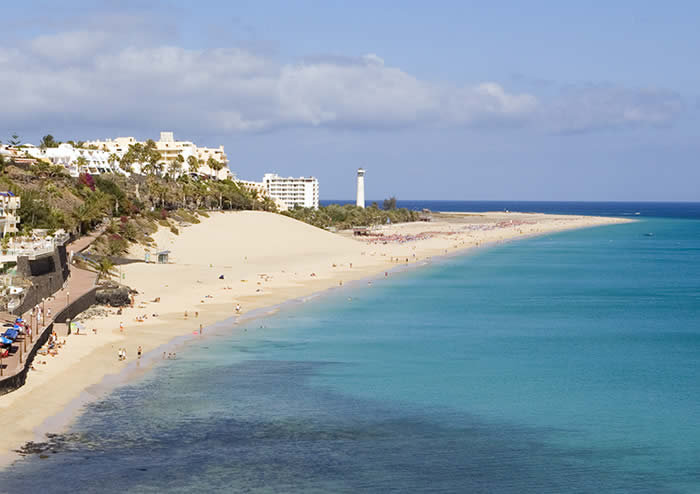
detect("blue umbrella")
(0, 336), (12, 345)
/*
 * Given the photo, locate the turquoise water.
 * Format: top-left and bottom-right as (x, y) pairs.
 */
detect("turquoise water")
(2, 216), (700, 492)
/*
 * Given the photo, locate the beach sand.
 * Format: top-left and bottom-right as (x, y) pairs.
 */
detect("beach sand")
(0, 210), (630, 464)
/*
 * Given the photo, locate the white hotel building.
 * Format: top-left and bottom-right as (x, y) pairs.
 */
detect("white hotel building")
(261, 174), (319, 210)
(85, 132), (231, 180)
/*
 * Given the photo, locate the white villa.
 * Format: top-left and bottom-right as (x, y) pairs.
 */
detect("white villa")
(34, 143), (119, 176)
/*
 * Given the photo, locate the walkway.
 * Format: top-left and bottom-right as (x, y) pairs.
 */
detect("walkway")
(0, 226), (104, 379)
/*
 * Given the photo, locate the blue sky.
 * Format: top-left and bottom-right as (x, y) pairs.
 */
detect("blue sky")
(2, 1), (699, 201)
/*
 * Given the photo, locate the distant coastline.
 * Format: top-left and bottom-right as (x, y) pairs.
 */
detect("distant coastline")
(321, 200), (700, 219)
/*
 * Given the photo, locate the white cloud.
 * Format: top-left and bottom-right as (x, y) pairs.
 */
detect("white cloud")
(0, 28), (684, 137)
(545, 85), (683, 133)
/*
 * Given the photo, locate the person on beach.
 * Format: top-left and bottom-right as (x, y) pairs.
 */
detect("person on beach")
(235, 304), (241, 314)
(199, 324), (203, 334)
(137, 346), (142, 359)
(120, 321), (124, 332)
(184, 311), (188, 319)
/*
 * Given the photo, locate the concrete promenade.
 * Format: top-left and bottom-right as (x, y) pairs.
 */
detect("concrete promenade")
(0, 228), (103, 380)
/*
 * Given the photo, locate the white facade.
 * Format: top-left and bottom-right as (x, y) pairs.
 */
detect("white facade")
(85, 132), (231, 180)
(0, 192), (20, 237)
(28, 144), (122, 177)
(263, 173), (319, 210)
(356, 168), (365, 208)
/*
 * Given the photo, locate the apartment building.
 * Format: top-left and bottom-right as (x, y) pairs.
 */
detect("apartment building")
(0, 192), (20, 237)
(262, 173), (319, 209)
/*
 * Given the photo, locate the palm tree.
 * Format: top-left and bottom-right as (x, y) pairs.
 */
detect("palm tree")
(169, 154), (185, 179)
(86, 256), (116, 282)
(187, 155), (199, 175)
(73, 202), (96, 234)
(108, 153), (121, 172)
(207, 157), (223, 180)
(74, 155), (89, 173)
(97, 257), (115, 280)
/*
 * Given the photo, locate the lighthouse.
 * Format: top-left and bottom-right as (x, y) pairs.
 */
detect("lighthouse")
(356, 168), (365, 208)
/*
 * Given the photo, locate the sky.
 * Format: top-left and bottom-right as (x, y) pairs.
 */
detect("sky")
(1, 1), (699, 201)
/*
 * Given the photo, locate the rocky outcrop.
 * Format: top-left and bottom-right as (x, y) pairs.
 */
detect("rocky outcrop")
(95, 284), (134, 307)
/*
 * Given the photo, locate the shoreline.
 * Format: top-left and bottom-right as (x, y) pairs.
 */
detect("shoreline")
(0, 210), (633, 468)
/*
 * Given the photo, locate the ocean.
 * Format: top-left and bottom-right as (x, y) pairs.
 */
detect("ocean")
(322, 199), (700, 219)
(2, 202), (700, 493)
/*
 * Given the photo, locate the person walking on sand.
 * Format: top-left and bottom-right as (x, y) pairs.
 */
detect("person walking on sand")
(199, 324), (203, 334)
(120, 321), (124, 332)
(137, 346), (142, 359)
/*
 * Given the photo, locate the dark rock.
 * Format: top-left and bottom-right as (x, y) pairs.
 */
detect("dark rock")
(95, 286), (131, 307)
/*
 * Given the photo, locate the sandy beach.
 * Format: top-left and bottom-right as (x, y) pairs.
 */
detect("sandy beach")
(0, 210), (630, 464)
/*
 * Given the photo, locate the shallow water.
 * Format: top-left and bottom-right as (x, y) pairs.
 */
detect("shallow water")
(2, 212), (700, 492)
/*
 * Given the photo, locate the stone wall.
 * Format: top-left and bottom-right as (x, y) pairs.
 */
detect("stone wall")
(13, 245), (70, 316)
(54, 287), (97, 323)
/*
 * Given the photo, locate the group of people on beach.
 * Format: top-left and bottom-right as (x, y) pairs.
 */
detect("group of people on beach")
(118, 345), (142, 361)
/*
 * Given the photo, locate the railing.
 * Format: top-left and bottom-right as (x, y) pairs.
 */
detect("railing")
(1, 233), (70, 263)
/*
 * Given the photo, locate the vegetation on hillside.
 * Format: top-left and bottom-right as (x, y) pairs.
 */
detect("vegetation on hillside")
(283, 202), (419, 230)
(0, 139), (277, 258)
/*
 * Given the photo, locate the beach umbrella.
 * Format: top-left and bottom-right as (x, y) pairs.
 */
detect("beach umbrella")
(0, 336), (12, 345)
